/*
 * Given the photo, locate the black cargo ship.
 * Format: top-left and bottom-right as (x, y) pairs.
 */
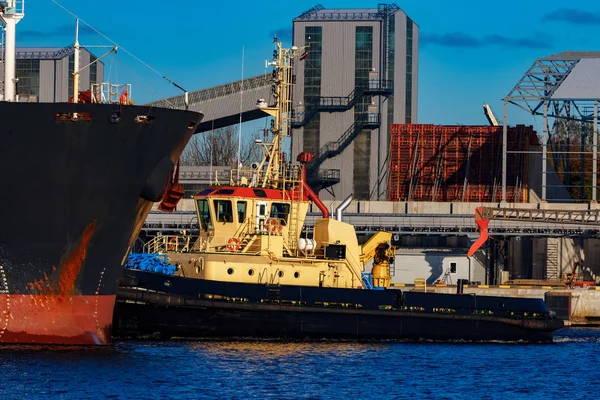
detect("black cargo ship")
(0, 102), (202, 344)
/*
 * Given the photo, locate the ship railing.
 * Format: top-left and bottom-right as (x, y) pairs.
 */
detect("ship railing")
(296, 227), (317, 259)
(91, 82), (133, 105)
(245, 217), (287, 237)
(143, 233), (193, 254)
(0, 1), (25, 15)
(223, 165), (303, 188)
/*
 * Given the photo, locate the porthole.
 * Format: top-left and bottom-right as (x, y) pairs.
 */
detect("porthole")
(108, 111), (121, 123)
(294, 272), (300, 279)
(227, 268), (234, 275)
(278, 270), (284, 278)
(248, 269), (255, 276)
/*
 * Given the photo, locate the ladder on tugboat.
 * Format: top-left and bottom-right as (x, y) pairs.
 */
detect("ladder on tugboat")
(283, 178), (303, 257)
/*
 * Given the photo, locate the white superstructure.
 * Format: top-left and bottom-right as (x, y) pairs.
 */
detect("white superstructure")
(0, 0), (25, 101)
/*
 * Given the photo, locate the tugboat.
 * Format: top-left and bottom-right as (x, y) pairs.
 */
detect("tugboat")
(114, 40), (563, 343)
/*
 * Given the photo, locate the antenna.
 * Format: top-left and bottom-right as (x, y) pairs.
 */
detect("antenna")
(73, 19), (80, 104)
(237, 46), (244, 177)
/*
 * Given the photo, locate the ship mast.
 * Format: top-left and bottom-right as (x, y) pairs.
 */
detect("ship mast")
(0, 0), (25, 102)
(72, 18), (80, 104)
(256, 38), (307, 188)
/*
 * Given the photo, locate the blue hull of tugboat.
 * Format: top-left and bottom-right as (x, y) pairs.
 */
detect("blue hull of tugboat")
(113, 270), (563, 343)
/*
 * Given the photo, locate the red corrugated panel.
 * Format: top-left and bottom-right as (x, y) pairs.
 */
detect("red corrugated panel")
(388, 124), (535, 202)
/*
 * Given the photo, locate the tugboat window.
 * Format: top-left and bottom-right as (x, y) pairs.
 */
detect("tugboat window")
(215, 189), (235, 195)
(450, 262), (457, 273)
(237, 201), (247, 223)
(270, 203), (290, 226)
(214, 200), (234, 223)
(278, 270), (284, 278)
(253, 189), (268, 198)
(196, 199), (213, 231)
(227, 268), (234, 275)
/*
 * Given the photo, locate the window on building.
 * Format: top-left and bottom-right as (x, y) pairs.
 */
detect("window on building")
(90, 54), (98, 86)
(237, 201), (247, 223)
(303, 26), (323, 155)
(15, 60), (40, 98)
(68, 53), (74, 97)
(405, 18), (414, 123)
(214, 200), (233, 223)
(196, 199), (213, 231)
(387, 14), (396, 171)
(354, 26), (373, 200)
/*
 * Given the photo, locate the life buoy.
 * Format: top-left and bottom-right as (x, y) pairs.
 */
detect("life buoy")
(168, 237), (177, 251)
(227, 237), (241, 252)
(265, 218), (279, 233)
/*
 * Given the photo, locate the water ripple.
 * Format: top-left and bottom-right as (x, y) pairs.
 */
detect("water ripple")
(0, 328), (597, 399)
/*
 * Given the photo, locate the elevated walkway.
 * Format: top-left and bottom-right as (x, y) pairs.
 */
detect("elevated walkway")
(147, 74), (272, 133)
(147, 77), (391, 140)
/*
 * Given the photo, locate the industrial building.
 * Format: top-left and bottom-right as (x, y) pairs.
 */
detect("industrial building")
(291, 4), (418, 201)
(1, 45), (103, 102)
(151, 3), (418, 202)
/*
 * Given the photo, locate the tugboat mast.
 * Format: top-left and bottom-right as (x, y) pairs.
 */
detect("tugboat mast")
(0, 0), (25, 102)
(256, 39), (307, 188)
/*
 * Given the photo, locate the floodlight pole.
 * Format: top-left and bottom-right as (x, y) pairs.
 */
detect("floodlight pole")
(594, 100), (599, 202)
(542, 101), (548, 202)
(502, 99), (508, 203)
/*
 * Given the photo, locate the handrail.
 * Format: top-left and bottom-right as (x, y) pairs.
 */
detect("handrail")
(292, 80), (392, 128)
(312, 113), (381, 168)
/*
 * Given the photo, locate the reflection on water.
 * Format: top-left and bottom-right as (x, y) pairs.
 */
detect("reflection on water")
(0, 329), (599, 399)
(190, 339), (388, 359)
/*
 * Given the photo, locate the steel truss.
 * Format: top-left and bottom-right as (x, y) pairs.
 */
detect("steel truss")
(502, 52), (600, 202)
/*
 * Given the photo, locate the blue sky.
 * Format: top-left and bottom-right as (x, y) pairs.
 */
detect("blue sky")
(16, 1), (600, 127)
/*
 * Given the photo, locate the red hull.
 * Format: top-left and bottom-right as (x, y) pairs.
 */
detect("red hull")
(0, 294), (116, 345)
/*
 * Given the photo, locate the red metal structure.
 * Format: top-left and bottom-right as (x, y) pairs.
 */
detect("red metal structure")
(388, 124), (538, 202)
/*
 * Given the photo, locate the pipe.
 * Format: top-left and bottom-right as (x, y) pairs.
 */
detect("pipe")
(336, 194), (353, 221)
(303, 182), (329, 218)
(298, 153), (328, 218)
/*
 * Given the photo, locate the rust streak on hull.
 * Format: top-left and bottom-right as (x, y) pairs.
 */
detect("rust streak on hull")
(0, 295), (116, 345)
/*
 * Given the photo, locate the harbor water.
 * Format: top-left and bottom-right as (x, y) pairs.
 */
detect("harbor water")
(0, 328), (598, 399)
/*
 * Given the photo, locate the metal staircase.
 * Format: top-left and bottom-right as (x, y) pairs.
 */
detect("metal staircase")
(546, 239), (560, 280)
(292, 80), (392, 128)
(307, 113), (381, 190)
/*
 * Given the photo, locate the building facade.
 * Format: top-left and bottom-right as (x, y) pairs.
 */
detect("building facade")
(291, 4), (418, 200)
(2, 45), (104, 102)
